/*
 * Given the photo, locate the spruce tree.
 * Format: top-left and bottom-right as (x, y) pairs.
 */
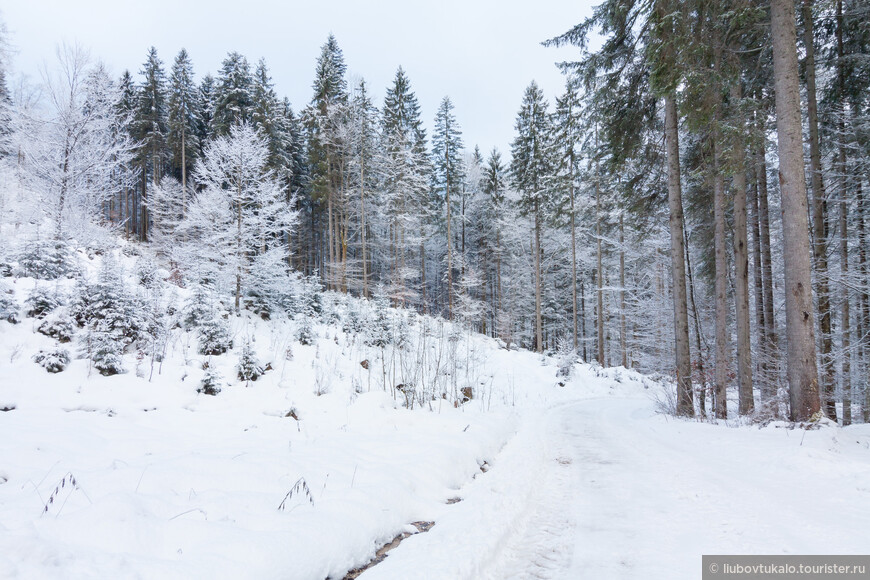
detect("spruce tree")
(167, 49), (200, 198)
(212, 52), (254, 136)
(432, 96), (464, 320)
(510, 81), (554, 353)
(134, 47), (169, 241)
(306, 35), (348, 291)
(379, 67), (431, 307)
(197, 74), (217, 155)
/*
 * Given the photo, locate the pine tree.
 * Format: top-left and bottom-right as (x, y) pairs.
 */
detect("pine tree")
(771, 0), (821, 420)
(510, 81), (554, 353)
(306, 35), (348, 291)
(251, 58), (289, 176)
(378, 67), (431, 307)
(348, 79), (379, 297)
(134, 47), (169, 242)
(432, 96), (464, 320)
(482, 148), (508, 340)
(212, 52), (254, 136)
(197, 74), (217, 155)
(167, 48), (200, 201)
(236, 337), (264, 385)
(552, 77), (583, 352)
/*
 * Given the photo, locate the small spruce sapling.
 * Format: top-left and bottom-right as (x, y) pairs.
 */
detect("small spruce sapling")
(198, 364), (222, 396)
(25, 286), (63, 319)
(236, 337), (264, 385)
(33, 348), (71, 373)
(0, 284), (19, 324)
(37, 311), (75, 343)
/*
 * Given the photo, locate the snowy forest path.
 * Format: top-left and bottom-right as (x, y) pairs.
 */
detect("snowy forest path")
(360, 390), (870, 579)
(563, 395), (870, 578)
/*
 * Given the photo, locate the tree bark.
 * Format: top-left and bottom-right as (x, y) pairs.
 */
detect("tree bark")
(836, 0), (851, 425)
(620, 213), (627, 368)
(685, 226), (707, 416)
(713, 127), (729, 420)
(596, 168), (604, 365)
(749, 156), (770, 401)
(802, 0), (836, 420)
(571, 151), (579, 351)
(756, 113), (779, 398)
(731, 84), (754, 415)
(664, 94), (694, 416)
(535, 201), (543, 353)
(771, 0), (821, 421)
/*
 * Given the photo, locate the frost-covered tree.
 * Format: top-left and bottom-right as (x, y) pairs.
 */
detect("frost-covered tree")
(17, 45), (137, 248)
(134, 47), (169, 241)
(182, 122), (296, 310)
(376, 68), (431, 307)
(213, 52), (253, 136)
(236, 337), (264, 384)
(432, 96), (464, 319)
(510, 81), (554, 352)
(77, 255), (143, 376)
(167, 48), (200, 199)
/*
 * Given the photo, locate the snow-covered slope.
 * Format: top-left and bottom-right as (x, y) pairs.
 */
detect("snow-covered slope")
(2, 252), (870, 580)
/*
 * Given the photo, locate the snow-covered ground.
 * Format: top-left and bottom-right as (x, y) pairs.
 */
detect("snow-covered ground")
(2, 267), (870, 579)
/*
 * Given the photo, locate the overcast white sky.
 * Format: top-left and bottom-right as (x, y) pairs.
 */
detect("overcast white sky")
(3, 0), (597, 154)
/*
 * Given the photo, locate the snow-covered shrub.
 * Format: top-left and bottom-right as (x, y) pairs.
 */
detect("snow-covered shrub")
(342, 300), (365, 335)
(198, 365), (222, 396)
(555, 338), (577, 379)
(33, 348), (71, 373)
(75, 257), (146, 375)
(0, 285), (19, 324)
(18, 238), (72, 280)
(197, 314), (233, 356)
(182, 284), (214, 330)
(88, 325), (125, 375)
(25, 286), (64, 319)
(141, 288), (178, 369)
(186, 285), (233, 356)
(236, 338), (264, 384)
(320, 293), (341, 325)
(363, 297), (392, 348)
(135, 254), (160, 288)
(295, 314), (315, 346)
(37, 311), (75, 343)
(292, 275), (322, 317)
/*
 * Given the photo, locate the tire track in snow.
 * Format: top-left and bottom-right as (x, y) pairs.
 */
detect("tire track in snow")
(477, 405), (579, 580)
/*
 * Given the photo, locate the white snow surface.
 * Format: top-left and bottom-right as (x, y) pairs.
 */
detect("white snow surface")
(2, 268), (870, 579)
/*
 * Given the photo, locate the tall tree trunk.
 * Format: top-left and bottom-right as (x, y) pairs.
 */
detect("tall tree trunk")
(749, 159), (770, 401)
(235, 181), (243, 312)
(802, 0), (836, 420)
(580, 272), (587, 362)
(181, 128), (187, 220)
(664, 93), (694, 416)
(731, 84), (754, 415)
(756, 113), (779, 395)
(713, 129), (729, 420)
(535, 201), (543, 353)
(859, 181), (869, 423)
(836, 0), (851, 425)
(596, 170), (604, 365)
(620, 213), (627, 368)
(361, 152), (368, 298)
(685, 226), (707, 416)
(571, 156), (579, 351)
(771, 0), (821, 421)
(446, 143), (453, 320)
